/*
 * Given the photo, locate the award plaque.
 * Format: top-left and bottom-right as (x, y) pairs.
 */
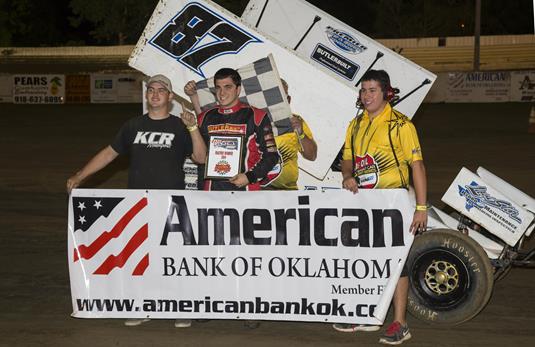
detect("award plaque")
(205, 135), (243, 179)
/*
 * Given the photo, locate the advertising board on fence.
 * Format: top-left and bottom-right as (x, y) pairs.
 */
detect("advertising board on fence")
(66, 75), (90, 104)
(68, 189), (414, 324)
(510, 70), (535, 102)
(91, 73), (142, 103)
(12, 75), (65, 104)
(446, 71), (511, 103)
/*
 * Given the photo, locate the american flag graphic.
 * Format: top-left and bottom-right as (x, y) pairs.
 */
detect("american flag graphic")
(71, 195), (149, 276)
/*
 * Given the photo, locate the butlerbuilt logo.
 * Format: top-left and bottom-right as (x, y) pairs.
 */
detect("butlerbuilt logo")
(325, 26), (367, 54)
(458, 181), (522, 224)
(149, 2), (262, 77)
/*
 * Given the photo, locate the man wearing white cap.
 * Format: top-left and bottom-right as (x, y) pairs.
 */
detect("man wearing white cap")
(66, 75), (206, 327)
(67, 74), (206, 192)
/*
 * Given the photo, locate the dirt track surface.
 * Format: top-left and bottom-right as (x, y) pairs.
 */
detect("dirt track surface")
(1, 102), (534, 346)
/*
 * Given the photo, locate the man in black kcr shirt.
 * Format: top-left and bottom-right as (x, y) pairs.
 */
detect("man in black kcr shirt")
(184, 68), (280, 191)
(66, 74), (206, 192)
(67, 74), (205, 328)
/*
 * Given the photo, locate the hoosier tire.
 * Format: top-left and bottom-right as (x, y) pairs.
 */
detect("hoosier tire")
(407, 229), (494, 325)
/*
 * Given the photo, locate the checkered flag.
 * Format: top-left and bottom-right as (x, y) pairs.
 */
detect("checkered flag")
(195, 54), (292, 136)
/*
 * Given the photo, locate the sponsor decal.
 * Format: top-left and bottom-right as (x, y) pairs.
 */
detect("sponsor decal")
(207, 123), (247, 134)
(134, 131), (175, 149)
(458, 181), (522, 225)
(325, 26), (367, 54)
(149, 2), (262, 77)
(354, 154), (379, 189)
(311, 44), (360, 81)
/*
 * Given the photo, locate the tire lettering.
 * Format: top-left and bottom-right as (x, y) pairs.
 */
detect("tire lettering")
(441, 237), (481, 273)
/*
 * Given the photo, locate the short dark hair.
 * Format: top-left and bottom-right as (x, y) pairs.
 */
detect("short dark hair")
(360, 69), (391, 93)
(214, 68), (241, 86)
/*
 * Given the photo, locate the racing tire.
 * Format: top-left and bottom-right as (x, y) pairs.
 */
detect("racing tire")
(407, 229), (494, 325)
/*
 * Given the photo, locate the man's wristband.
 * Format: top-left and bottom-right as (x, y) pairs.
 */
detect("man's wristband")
(298, 132), (306, 140)
(416, 204), (428, 211)
(187, 124), (198, 132)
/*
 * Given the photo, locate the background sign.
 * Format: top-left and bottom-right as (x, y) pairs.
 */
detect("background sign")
(511, 70), (535, 102)
(446, 71), (511, 103)
(91, 73), (142, 103)
(12, 74), (65, 104)
(66, 75), (90, 104)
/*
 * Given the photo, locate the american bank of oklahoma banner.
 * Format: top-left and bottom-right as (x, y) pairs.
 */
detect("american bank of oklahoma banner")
(68, 189), (414, 324)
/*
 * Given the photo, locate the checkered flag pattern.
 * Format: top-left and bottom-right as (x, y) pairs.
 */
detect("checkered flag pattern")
(195, 54), (292, 136)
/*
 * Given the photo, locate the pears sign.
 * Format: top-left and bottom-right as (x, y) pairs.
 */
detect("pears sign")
(12, 74), (65, 104)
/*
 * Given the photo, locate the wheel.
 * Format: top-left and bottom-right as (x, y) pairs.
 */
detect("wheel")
(407, 229), (494, 325)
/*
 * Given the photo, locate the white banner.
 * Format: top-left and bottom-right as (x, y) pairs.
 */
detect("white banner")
(510, 70), (535, 102)
(68, 189), (414, 324)
(446, 71), (511, 102)
(12, 74), (65, 104)
(241, 0), (436, 119)
(90, 74), (117, 103)
(91, 73), (142, 103)
(128, 0), (358, 180)
(116, 74), (143, 103)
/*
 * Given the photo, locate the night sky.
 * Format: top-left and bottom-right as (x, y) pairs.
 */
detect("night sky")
(1, 0), (533, 46)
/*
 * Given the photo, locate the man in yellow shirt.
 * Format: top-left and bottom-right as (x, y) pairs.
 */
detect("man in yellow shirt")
(335, 70), (427, 345)
(269, 79), (317, 190)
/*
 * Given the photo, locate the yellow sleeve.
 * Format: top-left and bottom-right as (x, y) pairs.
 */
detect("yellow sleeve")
(301, 118), (314, 140)
(342, 118), (357, 161)
(399, 120), (423, 164)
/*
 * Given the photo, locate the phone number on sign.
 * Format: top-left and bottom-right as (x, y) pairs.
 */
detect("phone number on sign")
(14, 95), (64, 104)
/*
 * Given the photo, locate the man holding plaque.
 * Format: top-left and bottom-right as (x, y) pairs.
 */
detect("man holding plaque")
(186, 68), (280, 191)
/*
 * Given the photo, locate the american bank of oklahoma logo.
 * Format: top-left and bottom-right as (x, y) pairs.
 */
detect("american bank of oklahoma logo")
(149, 2), (262, 78)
